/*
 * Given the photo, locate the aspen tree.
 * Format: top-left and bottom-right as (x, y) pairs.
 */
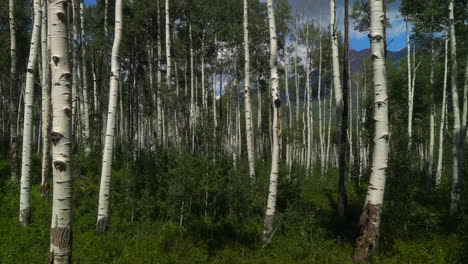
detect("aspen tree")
(165, 0), (171, 92)
(71, 0), (79, 136)
(406, 17), (414, 145)
(448, 0), (461, 216)
(41, 0), (51, 199)
(263, 0), (282, 244)
(285, 43), (292, 169)
(435, 36), (449, 189)
(80, 0), (90, 148)
(19, 0), (42, 226)
(156, 0), (163, 145)
(97, 0), (123, 232)
(49, 0), (74, 261)
(318, 22), (325, 174)
(244, 0), (256, 179)
(9, 0), (19, 182)
(305, 24), (312, 171)
(427, 41), (435, 188)
(330, 0), (347, 217)
(354, 0), (389, 260)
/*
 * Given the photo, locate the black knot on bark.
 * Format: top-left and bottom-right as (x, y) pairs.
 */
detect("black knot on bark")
(53, 161), (67, 172)
(51, 131), (64, 145)
(372, 34), (384, 41)
(371, 54), (379, 60)
(52, 56), (59, 66)
(64, 108), (71, 117)
(274, 98), (281, 108)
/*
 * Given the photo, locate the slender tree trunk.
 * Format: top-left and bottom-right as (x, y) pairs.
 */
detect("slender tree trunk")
(427, 40), (435, 189)
(406, 18), (413, 146)
(9, 0), (19, 182)
(318, 25), (325, 174)
(435, 36), (449, 189)
(294, 19), (300, 126)
(104, 0), (108, 39)
(354, 0), (389, 260)
(325, 86), (333, 172)
(80, 0), (90, 150)
(189, 23), (195, 152)
(330, 0), (347, 217)
(156, 0), (163, 145)
(263, 0), (281, 244)
(448, 0), (462, 216)
(71, 0), (80, 138)
(19, 0), (42, 226)
(41, 0), (51, 199)
(305, 25), (312, 171)
(49, 0), (73, 261)
(165, 0), (171, 91)
(97, 0), (123, 232)
(244, 0), (256, 179)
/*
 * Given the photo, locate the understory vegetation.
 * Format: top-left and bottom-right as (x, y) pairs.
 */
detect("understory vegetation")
(0, 148), (466, 263)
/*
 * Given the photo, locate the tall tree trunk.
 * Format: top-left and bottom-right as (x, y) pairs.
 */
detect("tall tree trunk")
(244, 0), (256, 179)
(71, 0), (80, 138)
(305, 25), (312, 171)
(104, 0), (108, 39)
(330, 0), (347, 217)
(189, 22), (195, 152)
(19, 0), (42, 226)
(156, 0), (163, 145)
(41, 0), (51, 199)
(354, 0), (389, 260)
(427, 40), (435, 189)
(448, 0), (461, 216)
(435, 36), (449, 189)
(263, 0), (281, 244)
(406, 17), (413, 145)
(165, 0), (171, 91)
(318, 24), (325, 174)
(9, 0), (19, 182)
(49, 0), (73, 261)
(80, 0), (90, 150)
(97, 0), (123, 232)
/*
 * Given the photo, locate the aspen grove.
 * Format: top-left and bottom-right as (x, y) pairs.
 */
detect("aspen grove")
(0, 0), (467, 263)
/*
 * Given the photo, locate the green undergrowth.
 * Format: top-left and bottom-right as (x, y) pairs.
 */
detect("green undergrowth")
(0, 150), (466, 263)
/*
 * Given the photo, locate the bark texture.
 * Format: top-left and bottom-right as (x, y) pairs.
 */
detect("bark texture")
(49, 0), (73, 261)
(354, 0), (389, 260)
(263, 0), (281, 244)
(97, 0), (123, 232)
(20, 0), (42, 226)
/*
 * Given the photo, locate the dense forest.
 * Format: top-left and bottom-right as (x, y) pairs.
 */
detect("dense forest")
(0, 0), (467, 263)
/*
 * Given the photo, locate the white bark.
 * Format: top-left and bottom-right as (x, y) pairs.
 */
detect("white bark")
(406, 18), (413, 145)
(435, 36), (449, 189)
(9, 0), (19, 182)
(97, 0), (123, 231)
(165, 0), (171, 92)
(20, 0), (42, 226)
(157, 0), (163, 145)
(355, 0), (389, 260)
(305, 25), (312, 171)
(427, 43), (435, 187)
(49, 0), (73, 261)
(244, 0), (256, 179)
(41, 0), (51, 198)
(449, 0), (461, 216)
(71, 0), (79, 136)
(263, 0), (281, 243)
(80, 0), (90, 148)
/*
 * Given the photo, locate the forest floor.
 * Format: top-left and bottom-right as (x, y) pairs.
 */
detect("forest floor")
(0, 151), (466, 263)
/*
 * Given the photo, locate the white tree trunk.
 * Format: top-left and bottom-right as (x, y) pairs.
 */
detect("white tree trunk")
(49, 0), (73, 261)
(41, 0), (51, 199)
(71, 0), (80, 136)
(165, 0), (171, 92)
(156, 0), (163, 145)
(263, 0), (281, 243)
(80, 0), (90, 149)
(435, 36), (449, 189)
(354, 0), (389, 260)
(97, 0), (123, 231)
(305, 25), (312, 171)
(427, 43), (435, 188)
(19, 0), (42, 226)
(244, 0), (256, 179)
(406, 18), (413, 145)
(448, 0), (462, 216)
(9, 0), (19, 182)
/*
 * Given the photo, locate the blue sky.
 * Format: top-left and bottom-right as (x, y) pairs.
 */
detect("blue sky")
(84, 0), (407, 51)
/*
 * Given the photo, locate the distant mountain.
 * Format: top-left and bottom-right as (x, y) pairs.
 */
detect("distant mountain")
(350, 47), (407, 73)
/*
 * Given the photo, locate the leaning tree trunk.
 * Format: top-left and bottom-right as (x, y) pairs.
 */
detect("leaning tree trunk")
(330, 0), (347, 217)
(19, 0), (42, 226)
(448, 0), (462, 216)
(244, 0), (256, 180)
(49, 0), (73, 262)
(354, 0), (389, 261)
(97, 0), (123, 232)
(435, 36), (449, 189)
(41, 0), (51, 199)
(9, 0), (19, 182)
(263, 0), (281, 244)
